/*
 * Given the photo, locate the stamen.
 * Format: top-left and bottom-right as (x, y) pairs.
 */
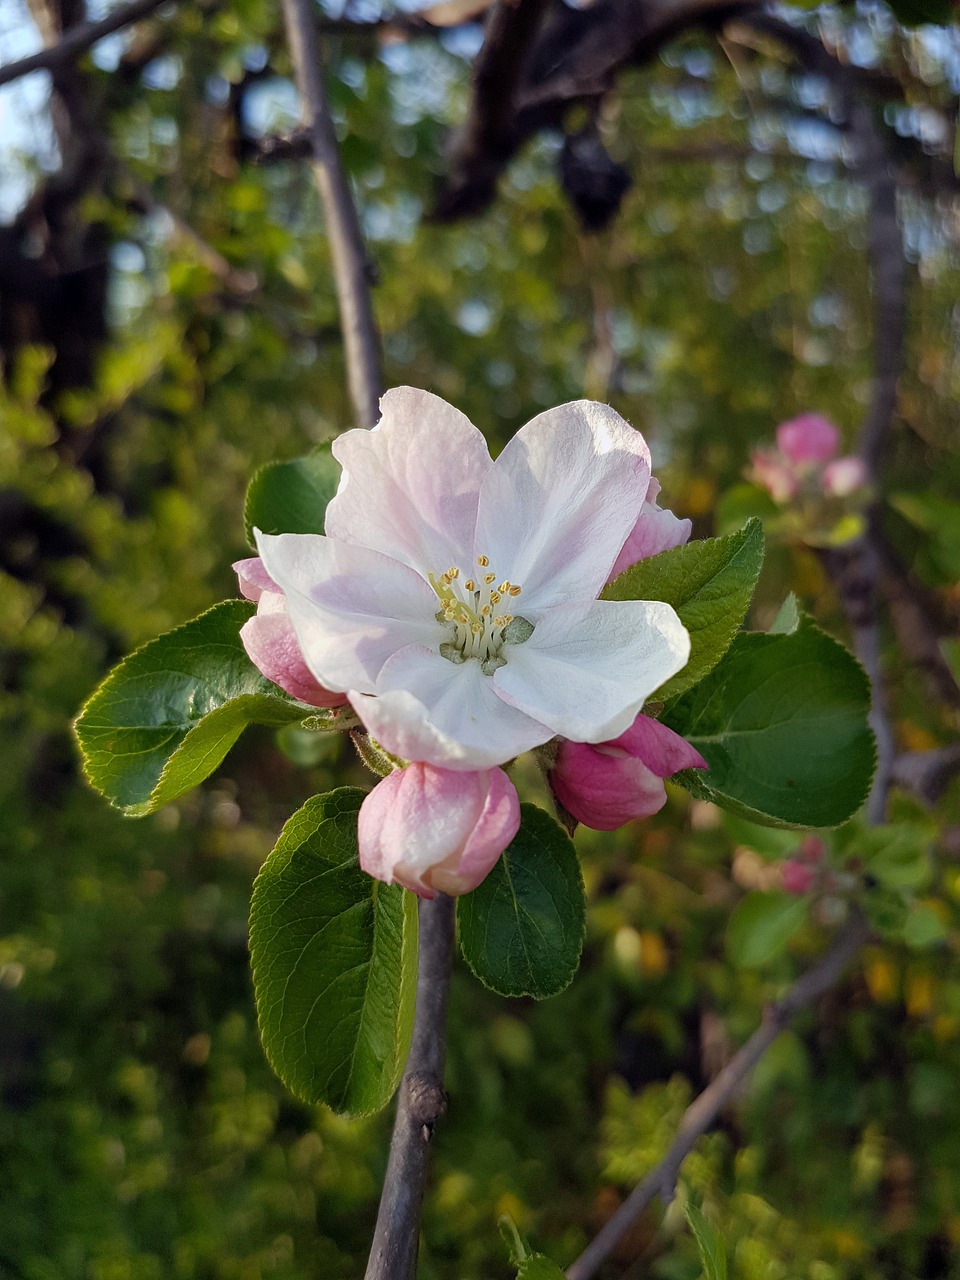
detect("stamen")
(508, 584), (522, 597)
(464, 579), (475, 592)
(476, 555), (490, 567)
(490, 591), (501, 605)
(447, 567), (459, 579)
(483, 572), (496, 585)
(480, 604), (491, 615)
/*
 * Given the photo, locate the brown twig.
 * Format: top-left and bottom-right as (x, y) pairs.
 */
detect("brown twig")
(0, 0), (173, 88)
(281, 0), (382, 426)
(364, 895), (456, 1280)
(565, 907), (870, 1280)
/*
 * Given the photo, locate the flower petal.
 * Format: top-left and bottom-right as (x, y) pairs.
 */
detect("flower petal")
(325, 386), (492, 575)
(474, 400), (651, 608)
(776, 413), (839, 465)
(233, 556), (276, 602)
(239, 609), (346, 707)
(612, 713), (707, 775)
(493, 598), (689, 743)
(351, 645), (553, 769)
(255, 531), (439, 693)
(607, 487), (692, 582)
(550, 740), (668, 831)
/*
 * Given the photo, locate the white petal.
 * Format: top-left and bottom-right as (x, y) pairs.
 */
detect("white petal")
(325, 387), (492, 576)
(493, 599), (689, 743)
(474, 400), (651, 609)
(351, 645), (553, 770)
(255, 531), (439, 693)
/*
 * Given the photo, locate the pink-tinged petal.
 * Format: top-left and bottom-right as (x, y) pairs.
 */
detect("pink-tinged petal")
(607, 487), (692, 582)
(781, 860), (817, 895)
(749, 448), (798, 503)
(239, 611), (346, 708)
(358, 763), (520, 897)
(550, 740), (668, 831)
(233, 556), (276, 602)
(822, 455), (867, 497)
(776, 413), (840, 465)
(475, 400), (652, 609)
(611, 713), (707, 776)
(255, 531), (439, 693)
(351, 645), (553, 770)
(325, 387), (492, 575)
(493, 598), (689, 744)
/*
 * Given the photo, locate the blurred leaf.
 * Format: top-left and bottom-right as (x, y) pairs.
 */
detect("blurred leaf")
(244, 446), (342, 546)
(714, 482), (779, 535)
(726, 892), (807, 968)
(902, 902), (948, 949)
(684, 1200), (728, 1280)
(769, 593), (800, 634)
(604, 519), (764, 700)
(249, 788), (417, 1114)
(862, 824), (934, 894)
(75, 601), (305, 815)
(516, 1257), (567, 1279)
(457, 804), (585, 999)
(665, 621), (875, 827)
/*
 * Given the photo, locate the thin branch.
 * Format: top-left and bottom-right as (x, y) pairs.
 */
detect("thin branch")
(365, 895), (456, 1280)
(281, 0), (382, 426)
(891, 742), (960, 806)
(0, 0), (172, 88)
(566, 908), (870, 1280)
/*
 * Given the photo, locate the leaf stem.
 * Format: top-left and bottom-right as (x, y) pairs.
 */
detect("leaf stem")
(365, 893), (456, 1280)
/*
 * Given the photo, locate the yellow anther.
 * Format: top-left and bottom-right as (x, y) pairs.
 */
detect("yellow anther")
(494, 616), (508, 627)
(481, 605), (491, 616)
(490, 591), (501, 605)
(498, 581), (511, 593)
(476, 555), (490, 567)
(508, 584), (522, 597)
(447, 567), (459, 579)
(483, 572), (496, 585)
(464, 579), (475, 592)
(471, 623), (483, 635)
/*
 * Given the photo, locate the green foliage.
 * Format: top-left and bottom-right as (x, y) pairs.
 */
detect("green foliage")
(726, 892), (808, 968)
(665, 619), (875, 827)
(244, 446), (342, 545)
(515, 1257), (567, 1279)
(457, 805), (586, 999)
(603, 519), (764, 700)
(684, 1200), (728, 1280)
(249, 789), (417, 1114)
(75, 601), (307, 815)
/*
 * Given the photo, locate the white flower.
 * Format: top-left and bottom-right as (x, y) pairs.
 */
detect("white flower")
(255, 388), (690, 770)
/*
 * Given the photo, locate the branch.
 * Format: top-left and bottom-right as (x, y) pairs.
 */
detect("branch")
(892, 742), (960, 806)
(281, 0), (382, 427)
(0, 0), (172, 88)
(364, 895), (456, 1280)
(565, 908), (870, 1280)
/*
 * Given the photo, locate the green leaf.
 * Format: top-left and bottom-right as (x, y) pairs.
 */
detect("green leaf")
(902, 902), (948, 949)
(456, 804), (586, 999)
(75, 601), (306, 815)
(664, 621), (875, 827)
(684, 1201), (728, 1280)
(516, 1258), (567, 1280)
(726, 891), (807, 968)
(603, 520), (764, 701)
(249, 789), (417, 1115)
(769, 593), (800, 634)
(862, 824), (933, 893)
(244, 446), (341, 545)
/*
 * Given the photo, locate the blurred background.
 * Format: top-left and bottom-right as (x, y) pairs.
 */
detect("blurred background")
(2, 0), (960, 1276)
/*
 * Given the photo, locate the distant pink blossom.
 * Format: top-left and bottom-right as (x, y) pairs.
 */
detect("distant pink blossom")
(234, 557), (347, 708)
(358, 762), (520, 897)
(776, 414), (840, 465)
(750, 412), (866, 505)
(781, 860), (817, 896)
(549, 712), (707, 831)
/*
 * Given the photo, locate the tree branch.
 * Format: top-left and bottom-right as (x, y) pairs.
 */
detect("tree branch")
(565, 907), (870, 1280)
(0, 0), (172, 88)
(365, 894), (456, 1280)
(281, 0), (382, 427)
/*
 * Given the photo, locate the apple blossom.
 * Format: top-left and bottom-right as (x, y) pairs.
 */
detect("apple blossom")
(358, 762), (520, 897)
(234, 557), (347, 708)
(776, 413), (840, 465)
(254, 388), (692, 771)
(549, 712), (707, 831)
(822, 456), (868, 498)
(750, 412), (867, 506)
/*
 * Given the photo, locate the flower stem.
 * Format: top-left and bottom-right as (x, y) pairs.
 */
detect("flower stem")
(364, 893), (456, 1280)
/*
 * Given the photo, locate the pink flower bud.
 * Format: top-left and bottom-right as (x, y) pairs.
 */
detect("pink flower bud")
(549, 713), (707, 832)
(781, 859), (817, 895)
(607, 476), (692, 582)
(776, 414), (840, 466)
(797, 834), (826, 864)
(822, 455), (867, 498)
(749, 448), (799, 504)
(234, 557), (347, 709)
(358, 763), (521, 898)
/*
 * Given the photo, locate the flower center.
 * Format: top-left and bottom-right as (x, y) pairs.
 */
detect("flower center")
(429, 555), (533, 675)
